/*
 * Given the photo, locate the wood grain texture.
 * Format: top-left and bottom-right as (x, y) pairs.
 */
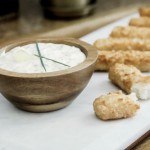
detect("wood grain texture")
(0, 4), (149, 149)
(0, 37), (97, 112)
(126, 130), (150, 150)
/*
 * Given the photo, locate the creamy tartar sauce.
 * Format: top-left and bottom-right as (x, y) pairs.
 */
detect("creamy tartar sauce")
(0, 43), (86, 73)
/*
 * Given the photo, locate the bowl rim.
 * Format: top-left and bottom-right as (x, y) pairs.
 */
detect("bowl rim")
(0, 37), (97, 78)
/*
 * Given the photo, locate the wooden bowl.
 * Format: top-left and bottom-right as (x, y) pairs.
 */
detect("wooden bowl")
(0, 37), (97, 112)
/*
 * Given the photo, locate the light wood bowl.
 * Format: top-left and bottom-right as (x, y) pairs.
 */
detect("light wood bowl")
(0, 37), (97, 112)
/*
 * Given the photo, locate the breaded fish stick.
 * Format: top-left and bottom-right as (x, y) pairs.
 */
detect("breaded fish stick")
(139, 7), (150, 17)
(94, 38), (150, 51)
(129, 17), (150, 27)
(109, 63), (150, 100)
(93, 91), (140, 120)
(110, 26), (150, 39)
(96, 50), (150, 72)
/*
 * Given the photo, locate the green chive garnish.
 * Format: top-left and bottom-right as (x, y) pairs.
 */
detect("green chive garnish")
(35, 42), (46, 71)
(34, 54), (70, 67)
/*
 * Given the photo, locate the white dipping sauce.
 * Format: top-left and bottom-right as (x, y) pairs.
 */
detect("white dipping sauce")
(0, 43), (86, 73)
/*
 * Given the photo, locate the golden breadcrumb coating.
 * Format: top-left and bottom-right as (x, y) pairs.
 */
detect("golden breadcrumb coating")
(109, 64), (142, 93)
(109, 64), (150, 100)
(139, 7), (150, 17)
(93, 91), (140, 120)
(110, 26), (150, 39)
(129, 17), (150, 28)
(94, 38), (150, 51)
(96, 50), (150, 72)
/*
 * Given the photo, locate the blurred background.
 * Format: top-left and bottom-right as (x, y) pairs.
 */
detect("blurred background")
(0, 0), (149, 44)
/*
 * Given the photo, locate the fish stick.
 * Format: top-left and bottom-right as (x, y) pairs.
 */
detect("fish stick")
(129, 17), (150, 27)
(139, 7), (150, 17)
(93, 91), (140, 120)
(109, 63), (150, 100)
(94, 38), (150, 51)
(110, 26), (150, 39)
(96, 50), (150, 72)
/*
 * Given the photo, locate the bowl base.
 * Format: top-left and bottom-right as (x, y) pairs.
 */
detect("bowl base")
(12, 100), (72, 113)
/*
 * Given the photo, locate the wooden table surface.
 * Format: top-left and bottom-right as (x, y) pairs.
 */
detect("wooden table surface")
(0, 3), (149, 150)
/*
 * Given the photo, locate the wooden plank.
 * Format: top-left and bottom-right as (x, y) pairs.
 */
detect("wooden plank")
(0, 4), (140, 48)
